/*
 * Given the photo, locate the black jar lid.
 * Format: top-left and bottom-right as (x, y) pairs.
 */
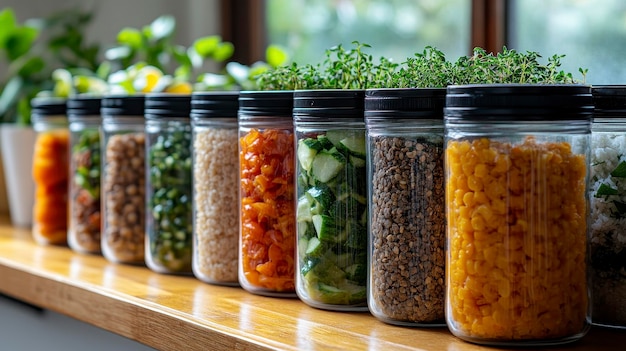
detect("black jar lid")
(145, 93), (191, 119)
(191, 91), (239, 118)
(238, 90), (294, 118)
(67, 96), (102, 120)
(364, 88), (446, 119)
(591, 85), (626, 117)
(293, 89), (364, 121)
(445, 84), (593, 122)
(101, 95), (145, 117)
(31, 97), (66, 116)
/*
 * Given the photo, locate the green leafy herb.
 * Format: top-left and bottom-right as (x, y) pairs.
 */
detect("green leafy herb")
(596, 183), (619, 196)
(610, 161), (626, 178)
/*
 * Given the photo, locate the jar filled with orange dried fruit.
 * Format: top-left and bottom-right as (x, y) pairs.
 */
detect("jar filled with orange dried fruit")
(31, 97), (69, 245)
(237, 91), (297, 297)
(444, 84), (592, 346)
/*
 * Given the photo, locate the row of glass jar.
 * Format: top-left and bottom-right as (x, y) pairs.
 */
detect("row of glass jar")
(28, 85), (626, 347)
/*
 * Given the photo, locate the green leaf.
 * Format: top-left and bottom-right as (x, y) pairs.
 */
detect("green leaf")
(610, 161), (626, 178)
(5, 26), (38, 60)
(597, 183), (619, 196)
(16, 56), (45, 77)
(0, 8), (17, 46)
(0, 76), (23, 116)
(193, 35), (220, 57)
(171, 45), (191, 67)
(266, 44), (289, 67)
(117, 28), (143, 49)
(213, 42), (234, 62)
(150, 15), (175, 40)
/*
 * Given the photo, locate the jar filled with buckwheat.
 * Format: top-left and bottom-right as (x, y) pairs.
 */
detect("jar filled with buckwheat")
(365, 88), (446, 326)
(444, 84), (592, 346)
(101, 95), (146, 264)
(191, 91), (240, 285)
(68, 96), (102, 254)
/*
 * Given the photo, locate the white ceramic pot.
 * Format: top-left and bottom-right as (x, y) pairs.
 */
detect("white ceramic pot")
(0, 124), (36, 227)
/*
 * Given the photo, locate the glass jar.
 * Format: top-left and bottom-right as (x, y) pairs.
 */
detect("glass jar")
(365, 88), (446, 325)
(238, 91), (296, 297)
(191, 92), (240, 285)
(67, 96), (102, 254)
(101, 95), (146, 264)
(145, 93), (193, 274)
(293, 89), (368, 311)
(444, 84), (592, 346)
(31, 97), (69, 245)
(589, 85), (626, 329)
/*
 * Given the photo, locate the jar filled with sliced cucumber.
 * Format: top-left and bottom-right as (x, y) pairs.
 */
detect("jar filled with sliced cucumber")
(145, 94), (193, 274)
(294, 90), (368, 311)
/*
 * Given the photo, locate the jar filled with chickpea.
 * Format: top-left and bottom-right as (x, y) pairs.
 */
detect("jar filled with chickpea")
(444, 84), (592, 346)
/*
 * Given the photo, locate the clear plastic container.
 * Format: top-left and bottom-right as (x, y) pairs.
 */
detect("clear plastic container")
(101, 95), (146, 264)
(145, 93), (193, 274)
(589, 85), (626, 329)
(293, 89), (368, 311)
(444, 84), (592, 346)
(365, 88), (446, 325)
(31, 97), (69, 245)
(238, 91), (296, 297)
(191, 92), (240, 285)
(67, 96), (102, 254)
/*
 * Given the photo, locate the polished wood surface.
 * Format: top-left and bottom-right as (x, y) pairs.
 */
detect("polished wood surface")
(0, 217), (624, 351)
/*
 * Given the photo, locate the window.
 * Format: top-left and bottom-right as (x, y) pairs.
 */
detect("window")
(223, 0), (626, 84)
(265, 0), (471, 65)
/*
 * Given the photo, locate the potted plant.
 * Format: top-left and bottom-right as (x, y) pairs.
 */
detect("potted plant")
(0, 7), (100, 226)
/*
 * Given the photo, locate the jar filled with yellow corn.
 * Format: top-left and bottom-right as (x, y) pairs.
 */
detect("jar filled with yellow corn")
(444, 84), (592, 346)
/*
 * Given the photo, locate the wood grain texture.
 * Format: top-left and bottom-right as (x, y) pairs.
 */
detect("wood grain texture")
(0, 217), (624, 351)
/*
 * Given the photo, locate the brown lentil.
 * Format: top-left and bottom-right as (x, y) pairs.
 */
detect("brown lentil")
(369, 135), (446, 324)
(192, 128), (239, 284)
(102, 132), (146, 263)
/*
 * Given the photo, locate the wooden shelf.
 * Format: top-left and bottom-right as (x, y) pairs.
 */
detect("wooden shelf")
(0, 217), (624, 351)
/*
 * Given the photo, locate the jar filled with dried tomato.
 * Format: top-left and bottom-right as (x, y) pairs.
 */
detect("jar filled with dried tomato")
(444, 84), (592, 346)
(31, 97), (69, 245)
(365, 88), (446, 325)
(238, 91), (296, 297)
(67, 96), (102, 254)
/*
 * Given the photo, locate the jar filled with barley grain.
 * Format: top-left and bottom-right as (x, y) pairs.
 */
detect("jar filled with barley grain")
(238, 91), (296, 297)
(101, 95), (146, 265)
(191, 91), (240, 285)
(293, 89), (368, 311)
(31, 97), (69, 245)
(589, 85), (626, 329)
(145, 93), (192, 274)
(68, 96), (102, 254)
(365, 88), (446, 326)
(444, 84), (592, 346)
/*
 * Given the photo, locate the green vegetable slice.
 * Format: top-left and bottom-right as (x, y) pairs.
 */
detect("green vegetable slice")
(311, 150), (346, 182)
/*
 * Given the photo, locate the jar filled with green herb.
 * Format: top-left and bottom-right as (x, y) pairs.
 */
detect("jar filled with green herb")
(589, 85), (626, 329)
(238, 90), (296, 297)
(191, 91), (240, 285)
(293, 89), (368, 311)
(101, 95), (146, 265)
(145, 93), (193, 274)
(365, 88), (446, 326)
(68, 96), (102, 254)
